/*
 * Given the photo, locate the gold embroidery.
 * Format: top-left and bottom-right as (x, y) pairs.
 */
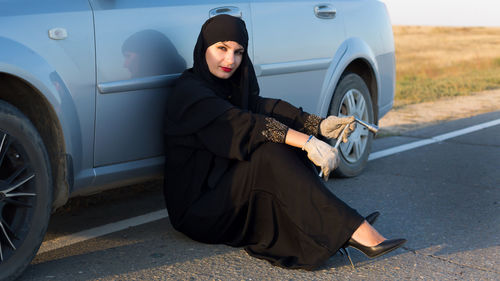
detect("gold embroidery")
(303, 114), (323, 136)
(262, 117), (288, 143)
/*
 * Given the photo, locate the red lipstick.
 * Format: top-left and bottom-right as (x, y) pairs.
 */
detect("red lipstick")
(221, 67), (232, 72)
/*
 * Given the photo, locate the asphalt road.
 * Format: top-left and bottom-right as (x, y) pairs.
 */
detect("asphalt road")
(19, 111), (500, 281)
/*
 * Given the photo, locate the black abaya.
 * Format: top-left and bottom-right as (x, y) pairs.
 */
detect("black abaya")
(175, 142), (363, 269)
(163, 14), (364, 270)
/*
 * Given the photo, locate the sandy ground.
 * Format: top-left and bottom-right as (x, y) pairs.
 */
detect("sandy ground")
(378, 89), (500, 136)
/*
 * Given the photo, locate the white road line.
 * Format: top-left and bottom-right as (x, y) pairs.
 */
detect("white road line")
(369, 118), (500, 161)
(38, 209), (168, 254)
(39, 118), (500, 254)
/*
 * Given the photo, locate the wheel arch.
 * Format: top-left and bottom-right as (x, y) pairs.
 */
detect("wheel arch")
(318, 37), (381, 124)
(0, 73), (71, 210)
(0, 37), (90, 209)
(342, 59), (379, 124)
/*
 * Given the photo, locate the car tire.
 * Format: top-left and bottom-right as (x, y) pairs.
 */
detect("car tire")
(328, 73), (374, 177)
(0, 100), (53, 281)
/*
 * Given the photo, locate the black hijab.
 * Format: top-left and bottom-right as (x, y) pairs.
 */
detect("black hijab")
(165, 15), (259, 136)
(192, 14), (259, 108)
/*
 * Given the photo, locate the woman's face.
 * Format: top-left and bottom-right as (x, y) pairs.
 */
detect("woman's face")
(205, 41), (244, 79)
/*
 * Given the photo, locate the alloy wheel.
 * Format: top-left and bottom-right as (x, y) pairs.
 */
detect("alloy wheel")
(0, 131), (36, 262)
(337, 89), (370, 163)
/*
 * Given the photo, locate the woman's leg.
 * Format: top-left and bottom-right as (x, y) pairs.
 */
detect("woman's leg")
(351, 220), (386, 246)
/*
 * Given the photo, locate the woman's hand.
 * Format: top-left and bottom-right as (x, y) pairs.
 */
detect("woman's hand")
(319, 115), (356, 143)
(302, 136), (339, 180)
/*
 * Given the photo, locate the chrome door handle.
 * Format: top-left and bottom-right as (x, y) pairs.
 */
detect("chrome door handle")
(314, 4), (336, 19)
(209, 6), (242, 18)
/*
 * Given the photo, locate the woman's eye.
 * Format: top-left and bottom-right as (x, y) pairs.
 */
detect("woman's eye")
(218, 46), (227, 51)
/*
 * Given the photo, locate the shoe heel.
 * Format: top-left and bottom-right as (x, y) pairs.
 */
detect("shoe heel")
(343, 247), (356, 269)
(339, 211), (379, 269)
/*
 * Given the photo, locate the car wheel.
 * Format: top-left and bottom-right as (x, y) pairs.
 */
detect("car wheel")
(0, 100), (52, 281)
(328, 73), (374, 177)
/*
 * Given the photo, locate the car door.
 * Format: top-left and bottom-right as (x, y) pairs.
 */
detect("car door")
(250, 0), (345, 113)
(89, 0), (252, 167)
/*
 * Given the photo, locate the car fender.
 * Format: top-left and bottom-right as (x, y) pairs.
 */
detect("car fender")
(0, 37), (82, 184)
(317, 37), (380, 117)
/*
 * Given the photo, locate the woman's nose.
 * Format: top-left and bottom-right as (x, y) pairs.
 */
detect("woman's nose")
(225, 52), (235, 65)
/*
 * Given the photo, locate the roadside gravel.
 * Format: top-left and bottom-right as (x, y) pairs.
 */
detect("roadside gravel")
(378, 89), (500, 136)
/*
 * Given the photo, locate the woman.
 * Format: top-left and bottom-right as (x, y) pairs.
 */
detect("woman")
(164, 14), (405, 270)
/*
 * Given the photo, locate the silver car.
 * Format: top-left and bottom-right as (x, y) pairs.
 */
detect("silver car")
(0, 0), (394, 279)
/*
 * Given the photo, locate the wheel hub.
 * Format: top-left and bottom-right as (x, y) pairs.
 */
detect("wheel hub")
(0, 192), (5, 201)
(349, 125), (362, 142)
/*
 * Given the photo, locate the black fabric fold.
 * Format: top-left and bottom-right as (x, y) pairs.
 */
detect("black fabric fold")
(165, 70), (233, 136)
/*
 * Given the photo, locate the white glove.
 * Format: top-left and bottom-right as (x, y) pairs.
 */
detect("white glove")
(319, 115), (356, 143)
(302, 136), (339, 180)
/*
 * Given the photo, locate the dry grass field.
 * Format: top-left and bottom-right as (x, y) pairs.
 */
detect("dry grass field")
(393, 25), (500, 108)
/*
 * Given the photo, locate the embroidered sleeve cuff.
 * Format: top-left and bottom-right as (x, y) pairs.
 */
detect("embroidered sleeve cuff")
(303, 114), (323, 136)
(261, 117), (288, 143)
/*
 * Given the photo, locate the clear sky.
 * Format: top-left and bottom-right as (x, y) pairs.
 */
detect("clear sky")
(380, 0), (500, 27)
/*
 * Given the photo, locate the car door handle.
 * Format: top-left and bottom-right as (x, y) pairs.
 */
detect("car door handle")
(209, 6), (242, 18)
(314, 4), (336, 19)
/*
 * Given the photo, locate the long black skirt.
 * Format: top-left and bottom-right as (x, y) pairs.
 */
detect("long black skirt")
(172, 143), (364, 270)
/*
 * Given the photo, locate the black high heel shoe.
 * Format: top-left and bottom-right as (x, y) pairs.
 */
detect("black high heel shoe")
(340, 211), (406, 269)
(342, 238), (407, 269)
(347, 238), (407, 258)
(338, 211), (380, 257)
